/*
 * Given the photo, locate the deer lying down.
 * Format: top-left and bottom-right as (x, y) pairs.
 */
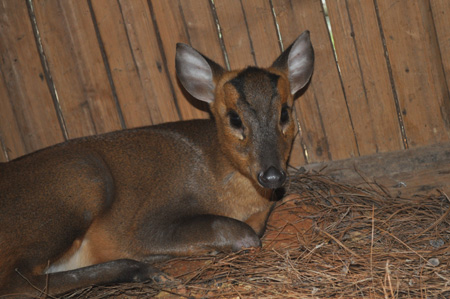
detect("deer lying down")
(0, 31), (314, 297)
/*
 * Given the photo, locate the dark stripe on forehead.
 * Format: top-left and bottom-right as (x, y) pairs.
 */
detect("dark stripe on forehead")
(268, 72), (281, 106)
(268, 72), (280, 95)
(228, 67), (280, 106)
(229, 72), (247, 104)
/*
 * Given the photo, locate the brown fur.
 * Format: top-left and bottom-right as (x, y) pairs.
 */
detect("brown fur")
(0, 32), (313, 297)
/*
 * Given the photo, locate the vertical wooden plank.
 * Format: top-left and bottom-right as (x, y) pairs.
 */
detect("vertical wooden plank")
(90, 0), (180, 128)
(33, 0), (122, 139)
(213, 0), (255, 69)
(430, 0), (450, 112)
(0, 0), (64, 159)
(151, 0), (222, 120)
(179, 0), (225, 64)
(0, 76), (23, 161)
(239, 0), (280, 67)
(213, 0), (281, 74)
(325, 0), (404, 155)
(0, 74), (24, 162)
(119, 0), (181, 124)
(376, 0), (450, 147)
(215, 0), (280, 68)
(273, 0), (359, 163)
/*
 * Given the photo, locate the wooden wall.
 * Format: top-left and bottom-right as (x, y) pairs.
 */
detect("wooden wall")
(1, 0), (449, 166)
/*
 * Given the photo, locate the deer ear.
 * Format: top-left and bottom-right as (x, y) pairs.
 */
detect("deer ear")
(176, 43), (224, 103)
(272, 31), (314, 95)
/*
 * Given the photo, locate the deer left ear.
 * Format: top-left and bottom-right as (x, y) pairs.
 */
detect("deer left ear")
(176, 43), (224, 103)
(272, 31), (314, 95)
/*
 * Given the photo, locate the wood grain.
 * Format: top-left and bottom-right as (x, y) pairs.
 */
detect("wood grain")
(303, 142), (450, 196)
(239, 0), (280, 68)
(0, 73), (24, 162)
(325, 0), (404, 155)
(91, 0), (180, 128)
(213, 0), (255, 69)
(33, 0), (122, 138)
(0, 66), (23, 162)
(430, 0), (450, 122)
(178, 0), (225, 65)
(376, 0), (450, 147)
(0, 0), (64, 160)
(151, 0), (218, 120)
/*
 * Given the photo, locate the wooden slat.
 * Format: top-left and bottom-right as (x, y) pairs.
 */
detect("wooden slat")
(325, 0), (404, 155)
(151, 0), (221, 120)
(273, 0), (359, 164)
(213, 0), (255, 69)
(430, 0), (450, 116)
(90, 0), (180, 128)
(33, 0), (122, 138)
(0, 77), (24, 162)
(178, 0), (225, 64)
(303, 142), (450, 197)
(239, 0), (280, 68)
(0, 0), (64, 159)
(376, 0), (450, 147)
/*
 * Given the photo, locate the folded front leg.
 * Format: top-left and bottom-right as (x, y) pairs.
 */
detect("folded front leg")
(159, 215), (261, 256)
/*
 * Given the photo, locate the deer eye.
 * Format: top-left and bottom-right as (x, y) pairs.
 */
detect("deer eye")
(280, 105), (290, 125)
(228, 110), (243, 129)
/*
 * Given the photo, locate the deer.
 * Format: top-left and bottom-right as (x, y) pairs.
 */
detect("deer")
(0, 31), (314, 297)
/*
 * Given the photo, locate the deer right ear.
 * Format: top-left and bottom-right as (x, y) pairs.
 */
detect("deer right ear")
(176, 43), (224, 104)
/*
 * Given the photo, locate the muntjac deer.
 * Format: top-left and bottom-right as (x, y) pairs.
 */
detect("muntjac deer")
(0, 31), (314, 297)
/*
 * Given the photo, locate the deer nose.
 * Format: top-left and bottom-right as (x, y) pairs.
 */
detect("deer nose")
(257, 166), (286, 189)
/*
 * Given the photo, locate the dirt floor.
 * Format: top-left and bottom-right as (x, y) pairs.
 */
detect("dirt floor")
(64, 170), (450, 298)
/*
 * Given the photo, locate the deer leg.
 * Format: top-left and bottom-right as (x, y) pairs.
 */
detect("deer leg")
(2, 259), (166, 298)
(154, 214), (261, 256)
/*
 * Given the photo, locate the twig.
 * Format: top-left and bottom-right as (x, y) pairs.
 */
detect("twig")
(13, 268), (57, 299)
(317, 228), (361, 259)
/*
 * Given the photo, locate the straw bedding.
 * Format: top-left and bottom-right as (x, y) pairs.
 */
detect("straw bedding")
(60, 170), (450, 298)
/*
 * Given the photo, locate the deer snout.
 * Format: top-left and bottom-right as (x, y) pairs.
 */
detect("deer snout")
(257, 166), (286, 189)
